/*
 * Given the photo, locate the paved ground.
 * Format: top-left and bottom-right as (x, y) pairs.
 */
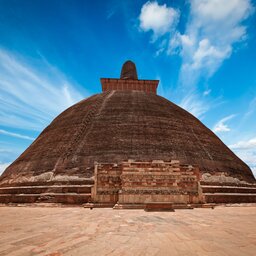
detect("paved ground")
(0, 205), (255, 256)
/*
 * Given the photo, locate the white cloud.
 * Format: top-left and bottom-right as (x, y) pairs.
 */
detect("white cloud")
(179, 91), (210, 118)
(229, 137), (256, 149)
(139, 1), (254, 119)
(191, 39), (231, 72)
(231, 148), (256, 178)
(213, 114), (236, 133)
(155, 39), (168, 56)
(228, 136), (256, 178)
(107, 8), (116, 20)
(0, 149), (12, 153)
(191, 0), (252, 24)
(203, 89), (211, 96)
(179, 90), (223, 119)
(168, 32), (180, 54)
(0, 141), (24, 166)
(0, 48), (85, 131)
(139, 1), (179, 39)
(252, 167), (256, 178)
(245, 96), (256, 118)
(0, 162), (11, 175)
(0, 129), (35, 141)
(175, 0), (254, 84)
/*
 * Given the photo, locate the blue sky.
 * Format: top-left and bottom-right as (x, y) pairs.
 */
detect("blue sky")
(0, 0), (256, 177)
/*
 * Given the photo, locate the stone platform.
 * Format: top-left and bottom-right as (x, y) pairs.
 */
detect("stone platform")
(0, 183), (93, 204)
(201, 183), (256, 203)
(0, 205), (256, 255)
(1, 159), (256, 206)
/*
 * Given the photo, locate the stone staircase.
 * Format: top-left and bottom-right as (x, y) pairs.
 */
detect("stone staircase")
(63, 92), (111, 160)
(201, 182), (256, 203)
(0, 180), (94, 204)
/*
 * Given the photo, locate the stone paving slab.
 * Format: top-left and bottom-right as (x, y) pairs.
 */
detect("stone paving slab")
(0, 206), (255, 255)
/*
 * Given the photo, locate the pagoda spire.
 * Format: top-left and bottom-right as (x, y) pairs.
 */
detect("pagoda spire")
(120, 60), (138, 80)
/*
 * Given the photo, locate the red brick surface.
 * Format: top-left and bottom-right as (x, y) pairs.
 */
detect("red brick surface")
(1, 90), (254, 187)
(93, 160), (203, 205)
(101, 78), (159, 94)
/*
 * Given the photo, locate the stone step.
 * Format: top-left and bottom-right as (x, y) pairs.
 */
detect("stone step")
(204, 193), (256, 203)
(0, 193), (91, 204)
(0, 185), (93, 195)
(84, 202), (116, 209)
(0, 178), (95, 187)
(201, 185), (256, 194)
(144, 203), (175, 212)
(200, 181), (256, 188)
(112, 203), (194, 210)
(113, 203), (145, 210)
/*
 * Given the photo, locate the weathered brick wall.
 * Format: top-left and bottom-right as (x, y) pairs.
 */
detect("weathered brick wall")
(119, 160), (203, 204)
(101, 78), (159, 94)
(92, 160), (204, 204)
(92, 163), (122, 203)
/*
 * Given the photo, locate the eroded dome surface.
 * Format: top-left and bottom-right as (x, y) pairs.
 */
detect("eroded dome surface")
(1, 90), (255, 185)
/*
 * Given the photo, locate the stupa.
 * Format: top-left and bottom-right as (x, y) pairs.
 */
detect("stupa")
(0, 61), (255, 207)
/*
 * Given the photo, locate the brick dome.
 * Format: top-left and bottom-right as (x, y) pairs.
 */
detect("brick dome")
(1, 61), (255, 186)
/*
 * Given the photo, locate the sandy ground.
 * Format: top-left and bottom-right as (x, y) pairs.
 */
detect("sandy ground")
(0, 205), (255, 256)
